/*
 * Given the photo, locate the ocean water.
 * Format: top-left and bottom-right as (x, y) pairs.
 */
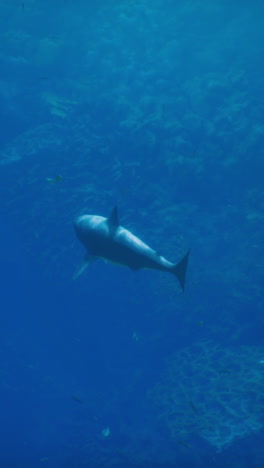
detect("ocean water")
(0, 1), (263, 467)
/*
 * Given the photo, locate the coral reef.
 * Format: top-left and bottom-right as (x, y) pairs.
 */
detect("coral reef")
(149, 341), (264, 451)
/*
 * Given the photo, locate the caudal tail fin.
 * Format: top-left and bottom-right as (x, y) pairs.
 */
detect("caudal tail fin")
(173, 249), (190, 292)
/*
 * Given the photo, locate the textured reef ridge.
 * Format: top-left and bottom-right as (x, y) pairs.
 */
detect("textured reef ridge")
(149, 341), (264, 452)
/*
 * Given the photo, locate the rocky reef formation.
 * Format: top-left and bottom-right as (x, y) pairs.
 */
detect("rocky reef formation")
(149, 340), (264, 451)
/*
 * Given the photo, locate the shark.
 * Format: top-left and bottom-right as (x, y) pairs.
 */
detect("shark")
(73, 207), (189, 291)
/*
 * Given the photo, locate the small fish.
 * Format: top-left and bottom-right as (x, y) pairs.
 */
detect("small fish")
(73, 337), (81, 343)
(45, 174), (63, 184)
(132, 331), (139, 342)
(101, 427), (110, 437)
(178, 440), (191, 448)
(219, 369), (232, 374)
(71, 394), (84, 403)
(189, 400), (199, 415)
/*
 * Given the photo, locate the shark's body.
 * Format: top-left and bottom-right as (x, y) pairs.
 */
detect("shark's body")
(74, 207), (189, 290)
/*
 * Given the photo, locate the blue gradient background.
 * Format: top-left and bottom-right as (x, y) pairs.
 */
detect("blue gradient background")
(0, 1), (263, 467)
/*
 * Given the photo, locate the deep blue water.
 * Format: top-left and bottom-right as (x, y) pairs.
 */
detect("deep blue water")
(0, 1), (264, 467)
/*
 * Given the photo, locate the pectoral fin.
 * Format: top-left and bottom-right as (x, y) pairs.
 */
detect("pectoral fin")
(73, 254), (97, 280)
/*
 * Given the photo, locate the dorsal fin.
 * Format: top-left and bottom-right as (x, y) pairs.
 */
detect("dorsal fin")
(107, 206), (119, 233)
